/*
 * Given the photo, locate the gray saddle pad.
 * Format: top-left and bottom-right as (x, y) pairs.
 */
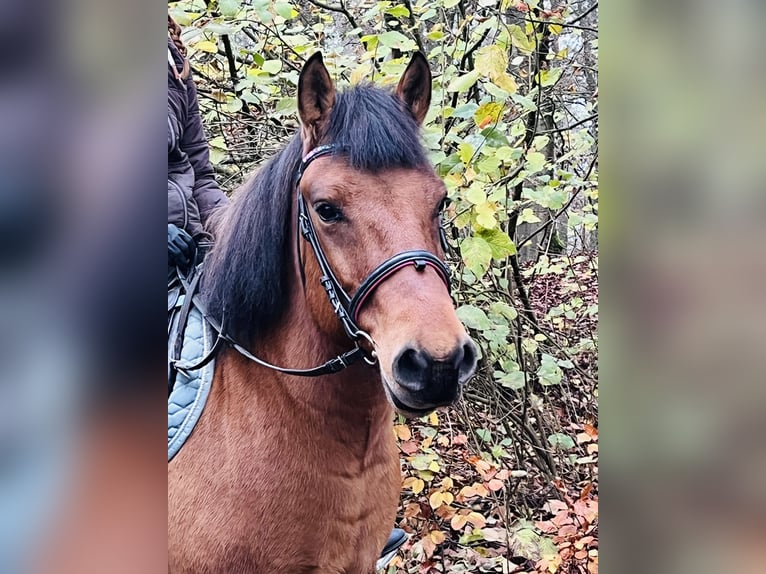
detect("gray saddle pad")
(168, 294), (216, 461)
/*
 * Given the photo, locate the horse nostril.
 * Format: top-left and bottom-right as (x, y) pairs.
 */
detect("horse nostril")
(393, 347), (431, 392)
(457, 340), (478, 384)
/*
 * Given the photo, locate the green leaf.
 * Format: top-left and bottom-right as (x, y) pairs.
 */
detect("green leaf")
(274, 97), (296, 116)
(489, 301), (518, 321)
(481, 127), (509, 147)
(537, 353), (563, 386)
(460, 235), (493, 276)
(496, 370), (526, 390)
(262, 59), (282, 74)
(476, 429), (492, 442)
(219, 0), (241, 18)
(443, 0), (461, 7)
(464, 183), (486, 205)
(508, 520), (558, 561)
(525, 151), (546, 174)
(447, 69), (481, 93)
(458, 142), (475, 165)
(385, 5), (410, 17)
(509, 24), (535, 54)
(476, 155), (501, 175)
(539, 67), (563, 87)
(456, 305), (491, 331)
(477, 228), (517, 259)
(518, 208), (541, 224)
(452, 102), (479, 118)
(547, 433), (576, 450)
(377, 30), (417, 50)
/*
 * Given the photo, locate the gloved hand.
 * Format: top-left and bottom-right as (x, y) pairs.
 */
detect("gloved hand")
(168, 224), (196, 272)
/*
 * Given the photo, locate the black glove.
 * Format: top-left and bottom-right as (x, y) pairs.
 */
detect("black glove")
(168, 224), (196, 272)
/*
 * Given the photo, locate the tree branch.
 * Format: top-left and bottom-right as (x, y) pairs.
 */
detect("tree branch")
(306, 0), (360, 31)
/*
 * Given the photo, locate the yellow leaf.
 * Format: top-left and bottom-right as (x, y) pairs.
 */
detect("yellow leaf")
(421, 435), (433, 450)
(429, 491), (443, 509)
(411, 478), (425, 494)
(467, 511), (486, 528)
(428, 411), (439, 426)
(441, 492), (454, 505)
(475, 202), (498, 229)
(493, 72), (518, 94)
(428, 461), (440, 472)
(475, 45), (507, 77)
(350, 63), (372, 85)
(194, 40), (218, 53)
(441, 477), (454, 490)
(393, 424), (411, 441)
(429, 530), (446, 545)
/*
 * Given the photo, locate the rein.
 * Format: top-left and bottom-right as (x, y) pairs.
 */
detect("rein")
(171, 144), (451, 379)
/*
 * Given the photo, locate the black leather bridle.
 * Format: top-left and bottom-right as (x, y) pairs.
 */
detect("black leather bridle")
(172, 144), (451, 379)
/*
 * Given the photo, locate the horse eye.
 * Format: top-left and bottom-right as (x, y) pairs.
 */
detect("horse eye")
(315, 202), (343, 222)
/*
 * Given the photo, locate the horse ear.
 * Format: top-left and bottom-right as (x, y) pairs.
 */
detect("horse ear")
(396, 52), (432, 126)
(298, 52), (336, 153)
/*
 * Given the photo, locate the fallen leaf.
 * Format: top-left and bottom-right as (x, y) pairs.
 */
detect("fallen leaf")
(467, 511), (486, 528)
(450, 513), (469, 530)
(393, 424), (411, 441)
(453, 434), (468, 445)
(487, 478), (505, 492)
(429, 530), (446, 544)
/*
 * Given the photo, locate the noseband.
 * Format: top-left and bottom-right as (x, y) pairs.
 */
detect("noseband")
(296, 144), (451, 364)
(174, 144), (451, 379)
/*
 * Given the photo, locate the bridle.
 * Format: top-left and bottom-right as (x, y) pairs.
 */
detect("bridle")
(172, 144), (451, 379)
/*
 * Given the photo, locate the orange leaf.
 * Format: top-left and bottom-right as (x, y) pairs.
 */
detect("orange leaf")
(466, 511), (486, 528)
(421, 536), (436, 558)
(393, 425), (411, 441)
(473, 483), (490, 497)
(450, 513), (469, 530)
(486, 478), (505, 492)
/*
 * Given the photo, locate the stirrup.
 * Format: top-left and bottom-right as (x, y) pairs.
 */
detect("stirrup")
(376, 529), (408, 571)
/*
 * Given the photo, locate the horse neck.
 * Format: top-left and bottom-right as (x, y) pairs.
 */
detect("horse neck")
(222, 260), (393, 444)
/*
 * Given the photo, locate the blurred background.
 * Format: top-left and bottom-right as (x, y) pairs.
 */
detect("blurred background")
(0, 0), (762, 572)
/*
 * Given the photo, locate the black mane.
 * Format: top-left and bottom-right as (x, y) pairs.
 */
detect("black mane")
(202, 84), (429, 342)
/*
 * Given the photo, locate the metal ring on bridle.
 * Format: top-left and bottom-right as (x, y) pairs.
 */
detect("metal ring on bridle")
(353, 329), (378, 366)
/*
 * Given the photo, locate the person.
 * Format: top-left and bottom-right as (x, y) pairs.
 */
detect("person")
(166, 14), (407, 568)
(167, 15), (228, 280)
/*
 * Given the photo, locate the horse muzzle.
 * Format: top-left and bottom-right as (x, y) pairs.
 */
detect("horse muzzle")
(383, 338), (478, 416)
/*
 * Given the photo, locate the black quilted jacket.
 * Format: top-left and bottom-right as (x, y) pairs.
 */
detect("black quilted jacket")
(167, 38), (228, 242)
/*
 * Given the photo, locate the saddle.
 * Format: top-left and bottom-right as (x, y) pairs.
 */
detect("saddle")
(167, 268), (218, 461)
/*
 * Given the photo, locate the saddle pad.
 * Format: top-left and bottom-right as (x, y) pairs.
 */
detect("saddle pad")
(168, 295), (215, 461)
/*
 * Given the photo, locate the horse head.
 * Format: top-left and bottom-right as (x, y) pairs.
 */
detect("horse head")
(295, 53), (478, 417)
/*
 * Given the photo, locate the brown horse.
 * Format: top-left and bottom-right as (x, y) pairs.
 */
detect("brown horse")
(168, 53), (478, 574)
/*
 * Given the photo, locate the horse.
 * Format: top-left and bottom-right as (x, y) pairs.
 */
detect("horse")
(168, 52), (478, 574)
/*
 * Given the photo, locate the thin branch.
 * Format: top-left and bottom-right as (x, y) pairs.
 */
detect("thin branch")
(524, 19), (597, 33)
(568, 2), (598, 25)
(516, 154), (597, 250)
(538, 113), (597, 135)
(306, 0), (360, 31)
